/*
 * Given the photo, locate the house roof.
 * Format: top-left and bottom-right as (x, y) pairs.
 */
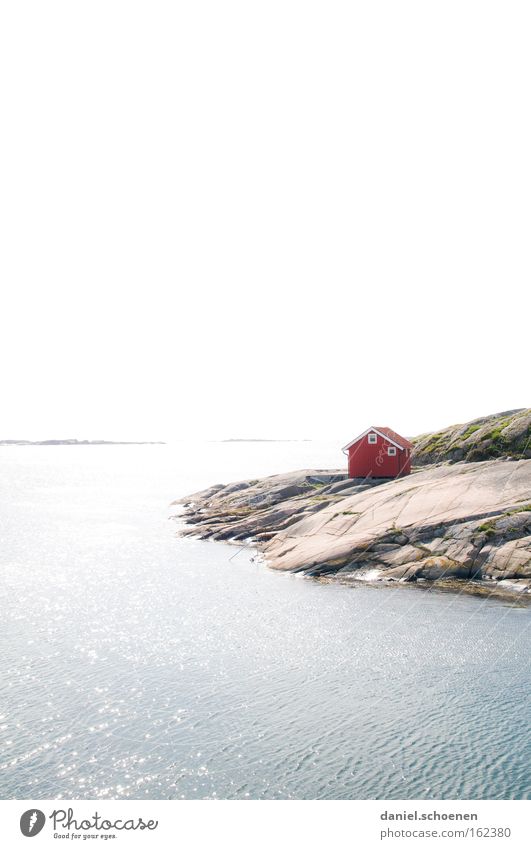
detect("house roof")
(341, 426), (413, 453)
(374, 427), (414, 450)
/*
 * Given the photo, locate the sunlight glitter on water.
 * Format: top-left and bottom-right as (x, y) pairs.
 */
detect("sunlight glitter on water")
(0, 443), (530, 799)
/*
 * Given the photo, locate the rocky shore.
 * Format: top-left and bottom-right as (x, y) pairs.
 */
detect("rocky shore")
(412, 408), (531, 465)
(174, 458), (531, 599)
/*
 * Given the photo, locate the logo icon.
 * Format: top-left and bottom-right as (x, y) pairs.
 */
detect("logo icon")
(20, 810), (46, 837)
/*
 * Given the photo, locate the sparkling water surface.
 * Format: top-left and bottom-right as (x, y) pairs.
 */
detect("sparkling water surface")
(0, 443), (530, 800)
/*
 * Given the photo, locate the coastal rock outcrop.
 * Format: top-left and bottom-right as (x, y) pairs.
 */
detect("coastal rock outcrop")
(175, 459), (531, 597)
(411, 408), (531, 465)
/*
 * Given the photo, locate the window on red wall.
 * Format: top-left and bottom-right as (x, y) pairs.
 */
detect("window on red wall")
(368, 434), (377, 444)
(388, 446), (396, 456)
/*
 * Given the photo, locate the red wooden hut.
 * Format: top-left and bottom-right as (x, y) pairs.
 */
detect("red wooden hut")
(342, 426), (413, 479)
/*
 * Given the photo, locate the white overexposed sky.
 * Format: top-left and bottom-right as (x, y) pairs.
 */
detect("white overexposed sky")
(0, 2), (528, 442)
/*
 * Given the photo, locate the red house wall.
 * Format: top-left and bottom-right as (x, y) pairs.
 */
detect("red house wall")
(347, 431), (411, 479)
(399, 449), (411, 477)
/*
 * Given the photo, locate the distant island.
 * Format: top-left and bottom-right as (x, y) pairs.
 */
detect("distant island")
(0, 439), (166, 446)
(219, 439), (312, 443)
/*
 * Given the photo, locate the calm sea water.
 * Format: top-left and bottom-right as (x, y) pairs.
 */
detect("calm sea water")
(0, 443), (530, 800)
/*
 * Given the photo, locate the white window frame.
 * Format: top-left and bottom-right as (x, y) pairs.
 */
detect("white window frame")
(388, 446), (397, 456)
(368, 433), (377, 444)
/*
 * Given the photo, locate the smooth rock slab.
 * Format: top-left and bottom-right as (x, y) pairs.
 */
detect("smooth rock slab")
(176, 460), (531, 595)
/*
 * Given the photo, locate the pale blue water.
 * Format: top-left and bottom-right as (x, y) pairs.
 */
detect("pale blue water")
(0, 444), (530, 800)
